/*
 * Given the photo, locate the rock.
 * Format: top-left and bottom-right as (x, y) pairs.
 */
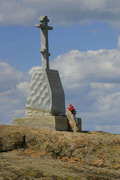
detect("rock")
(0, 124), (120, 179)
(66, 109), (82, 132)
(0, 125), (25, 151)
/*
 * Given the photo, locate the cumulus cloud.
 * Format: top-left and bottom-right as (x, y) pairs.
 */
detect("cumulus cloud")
(0, 0), (37, 26)
(0, 0), (120, 28)
(1, 45), (120, 134)
(51, 49), (120, 85)
(16, 81), (30, 95)
(0, 62), (30, 124)
(51, 47), (120, 134)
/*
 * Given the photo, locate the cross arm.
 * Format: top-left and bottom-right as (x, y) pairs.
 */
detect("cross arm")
(35, 24), (53, 30)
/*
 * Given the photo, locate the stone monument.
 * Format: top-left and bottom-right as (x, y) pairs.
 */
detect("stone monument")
(14, 16), (68, 131)
(26, 16), (65, 117)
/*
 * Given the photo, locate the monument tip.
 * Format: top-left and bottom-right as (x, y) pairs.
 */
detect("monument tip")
(39, 16), (49, 23)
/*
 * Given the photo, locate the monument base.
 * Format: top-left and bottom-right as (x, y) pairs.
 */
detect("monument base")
(13, 116), (69, 131)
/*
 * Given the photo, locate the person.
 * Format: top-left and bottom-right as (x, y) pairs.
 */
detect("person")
(68, 104), (78, 123)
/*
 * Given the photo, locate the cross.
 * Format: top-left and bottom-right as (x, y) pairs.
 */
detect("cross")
(35, 16), (53, 69)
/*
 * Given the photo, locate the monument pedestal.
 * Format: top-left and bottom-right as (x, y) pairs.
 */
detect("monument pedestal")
(13, 115), (69, 131)
(13, 109), (82, 132)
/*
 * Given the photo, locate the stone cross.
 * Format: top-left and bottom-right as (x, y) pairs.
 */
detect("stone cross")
(35, 16), (53, 69)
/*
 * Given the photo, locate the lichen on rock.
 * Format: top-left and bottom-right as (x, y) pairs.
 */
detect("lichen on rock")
(0, 124), (120, 179)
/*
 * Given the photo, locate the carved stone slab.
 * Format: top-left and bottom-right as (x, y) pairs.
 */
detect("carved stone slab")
(45, 69), (65, 115)
(66, 109), (82, 132)
(26, 67), (65, 117)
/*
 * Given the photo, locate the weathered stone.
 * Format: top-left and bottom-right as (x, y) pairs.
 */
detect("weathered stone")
(66, 109), (82, 132)
(0, 133), (25, 152)
(13, 116), (68, 131)
(26, 67), (65, 116)
(35, 16), (53, 69)
(0, 125), (120, 179)
(19, 16), (67, 131)
(26, 16), (66, 116)
(13, 16), (82, 132)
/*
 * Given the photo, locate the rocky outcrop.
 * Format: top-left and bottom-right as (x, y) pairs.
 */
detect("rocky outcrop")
(0, 124), (120, 179)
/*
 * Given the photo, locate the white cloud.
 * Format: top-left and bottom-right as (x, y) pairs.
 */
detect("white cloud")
(16, 81), (30, 95)
(0, 0), (120, 28)
(51, 49), (120, 85)
(0, 62), (29, 124)
(96, 92), (120, 111)
(80, 0), (106, 10)
(51, 48), (120, 134)
(0, 0), (37, 26)
(1, 45), (120, 134)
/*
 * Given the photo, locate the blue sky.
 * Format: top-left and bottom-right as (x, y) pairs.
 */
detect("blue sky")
(0, 0), (120, 134)
(0, 22), (120, 70)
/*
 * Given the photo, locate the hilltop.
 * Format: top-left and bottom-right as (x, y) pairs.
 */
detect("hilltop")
(0, 124), (120, 180)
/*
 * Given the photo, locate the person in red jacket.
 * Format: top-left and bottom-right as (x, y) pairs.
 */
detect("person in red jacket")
(68, 104), (76, 115)
(68, 104), (78, 123)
